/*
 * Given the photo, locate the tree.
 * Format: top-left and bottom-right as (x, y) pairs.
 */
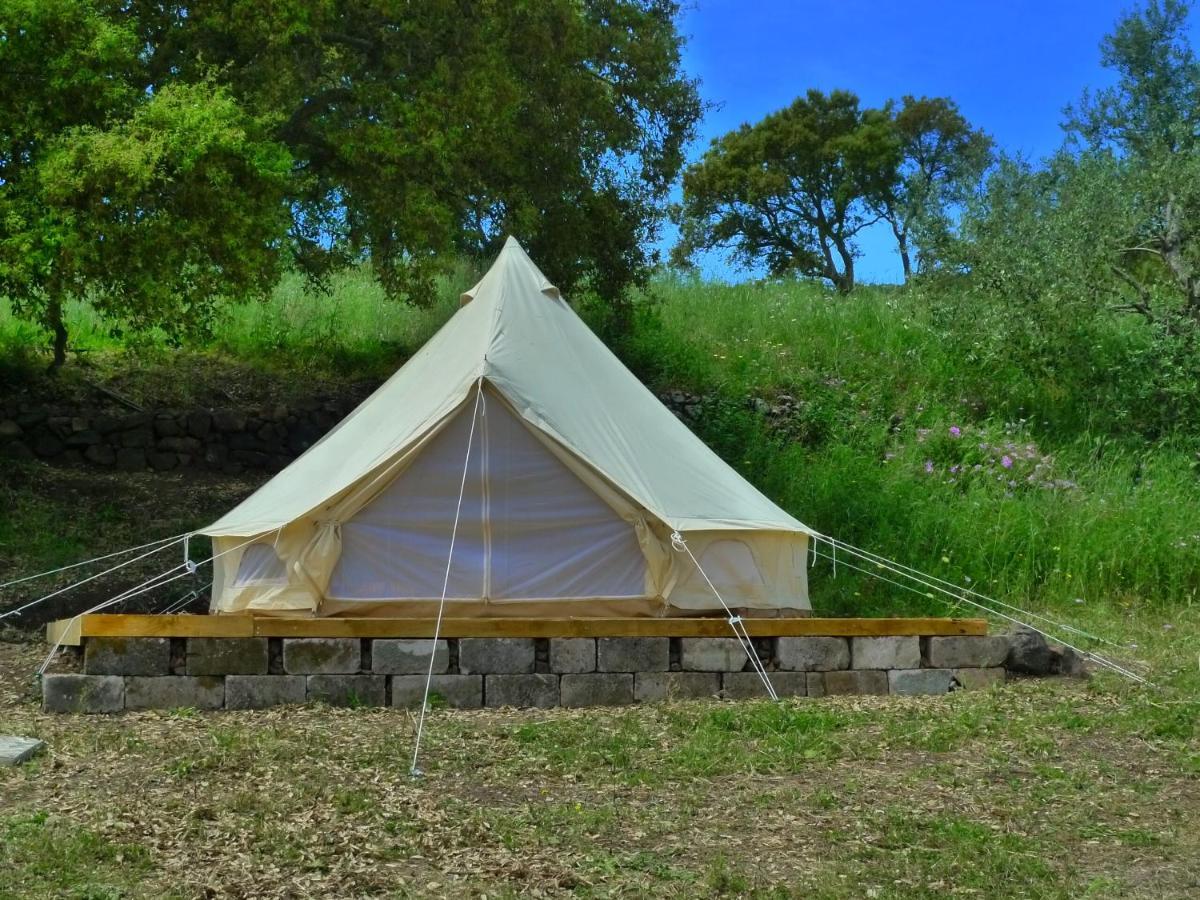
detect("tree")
(874, 96), (993, 280)
(0, 1), (702, 366)
(673, 89), (898, 293)
(1063, 0), (1200, 330)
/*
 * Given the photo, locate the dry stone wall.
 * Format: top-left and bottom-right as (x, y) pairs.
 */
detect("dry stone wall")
(42, 633), (1018, 713)
(0, 397), (363, 474)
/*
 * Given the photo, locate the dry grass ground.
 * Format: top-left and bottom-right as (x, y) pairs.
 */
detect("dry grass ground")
(2, 613), (1197, 899)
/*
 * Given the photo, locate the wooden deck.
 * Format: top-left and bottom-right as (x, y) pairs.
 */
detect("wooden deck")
(46, 614), (988, 646)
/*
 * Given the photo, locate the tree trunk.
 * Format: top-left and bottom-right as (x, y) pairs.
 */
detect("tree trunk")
(47, 297), (68, 371)
(891, 221), (912, 281)
(832, 236), (855, 293)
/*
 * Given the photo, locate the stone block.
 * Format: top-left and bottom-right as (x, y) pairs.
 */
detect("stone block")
(225, 675), (307, 709)
(888, 669), (954, 696)
(722, 671), (807, 700)
(806, 672), (827, 698)
(596, 637), (668, 672)
(372, 639), (448, 675)
(187, 638), (269, 676)
(84, 637), (170, 676)
(924, 636), (1009, 669)
(851, 636), (919, 670)
(634, 671), (721, 702)
(776, 637), (850, 671)
(307, 674), (386, 707)
(391, 674), (483, 709)
(42, 674), (124, 714)
(283, 638), (361, 674)
(459, 638), (535, 674)
(0, 736), (45, 766)
(951, 667), (1006, 690)
(484, 673), (559, 708)
(549, 638), (596, 673)
(822, 670), (889, 696)
(680, 637), (748, 672)
(125, 676), (224, 710)
(560, 673), (633, 707)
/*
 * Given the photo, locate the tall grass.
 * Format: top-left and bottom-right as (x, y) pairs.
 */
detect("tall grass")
(618, 277), (1200, 617)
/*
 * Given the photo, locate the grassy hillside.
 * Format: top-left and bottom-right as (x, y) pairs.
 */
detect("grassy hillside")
(3, 268), (1198, 626)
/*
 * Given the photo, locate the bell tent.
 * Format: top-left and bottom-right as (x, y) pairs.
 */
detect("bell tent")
(202, 238), (813, 618)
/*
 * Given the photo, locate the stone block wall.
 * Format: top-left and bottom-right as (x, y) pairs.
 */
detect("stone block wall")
(0, 396), (365, 474)
(42, 633), (1014, 713)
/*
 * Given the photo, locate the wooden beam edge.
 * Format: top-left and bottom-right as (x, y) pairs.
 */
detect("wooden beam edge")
(49, 614), (988, 640)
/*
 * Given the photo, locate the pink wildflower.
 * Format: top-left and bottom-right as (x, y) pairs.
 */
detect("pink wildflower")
(924, 460), (934, 474)
(949, 425), (961, 437)
(1001, 455), (1013, 469)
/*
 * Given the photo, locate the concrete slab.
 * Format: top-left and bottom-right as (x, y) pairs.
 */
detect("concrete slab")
(0, 735), (46, 767)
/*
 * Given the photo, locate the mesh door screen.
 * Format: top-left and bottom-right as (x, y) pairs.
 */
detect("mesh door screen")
(328, 396), (646, 601)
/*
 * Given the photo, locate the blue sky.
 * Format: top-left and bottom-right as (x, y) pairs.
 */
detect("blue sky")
(667, 0), (1198, 283)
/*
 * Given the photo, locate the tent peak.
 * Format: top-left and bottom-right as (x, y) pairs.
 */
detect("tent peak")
(460, 236), (561, 305)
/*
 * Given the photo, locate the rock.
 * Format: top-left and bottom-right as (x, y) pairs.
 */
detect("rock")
(307, 674), (386, 707)
(372, 639), (448, 675)
(549, 638), (596, 673)
(721, 671), (807, 699)
(821, 670), (889, 696)
(1054, 646), (1091, 678)
(391, 674), (483, 709)
(186, 411), (212, 439)
(147, 451), (179, 471)
(212, 409), (247, 432)
(0, 420), (22, 439)
(680, 637), (749, 672)
(84, 637), (170, 676)
(951, 667), (1006, 690)
(154, 415), (183, 438)
(484, 673), (559, 708)
(925, 636), (1010, 669)
(459, 638), (535, 674)
(776, 636), (850, 671)
(125, 676), (224, 710)
(1, 441), (33, 460)
(158, 436), (202, 453)
(888, 669), (954, 695)
(225, 675), (307, 709)
(115, 447), (147, 471)
(851, 636), (920, 670)
(92, 415), (122, 435)
(634, 671), (721, 702)
(0, 736), (46, 766)
(283, 638), (361, 674)
(33, 435), (64, 458)
(120, 427), (154, 448)
(1005, 626), (1056, 675)
(596, 637), (669, 672)
(64, 430), (101, 447)
(42, 674), (124, 713)
(560, 673), (633, 707)
(187, 638), (269, 676)
(83, 444), (116, 466)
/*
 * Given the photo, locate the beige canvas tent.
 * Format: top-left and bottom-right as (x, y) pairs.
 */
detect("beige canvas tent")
(202, 238), (813, 618)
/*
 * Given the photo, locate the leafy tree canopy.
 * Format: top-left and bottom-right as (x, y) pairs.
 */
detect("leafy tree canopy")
(672, 89), (990, 291)
(0, 0), (702, 365)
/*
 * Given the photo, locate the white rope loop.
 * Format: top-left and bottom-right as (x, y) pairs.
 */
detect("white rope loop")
(669, 531), (778, 701)
(410, 381), (484, 778)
